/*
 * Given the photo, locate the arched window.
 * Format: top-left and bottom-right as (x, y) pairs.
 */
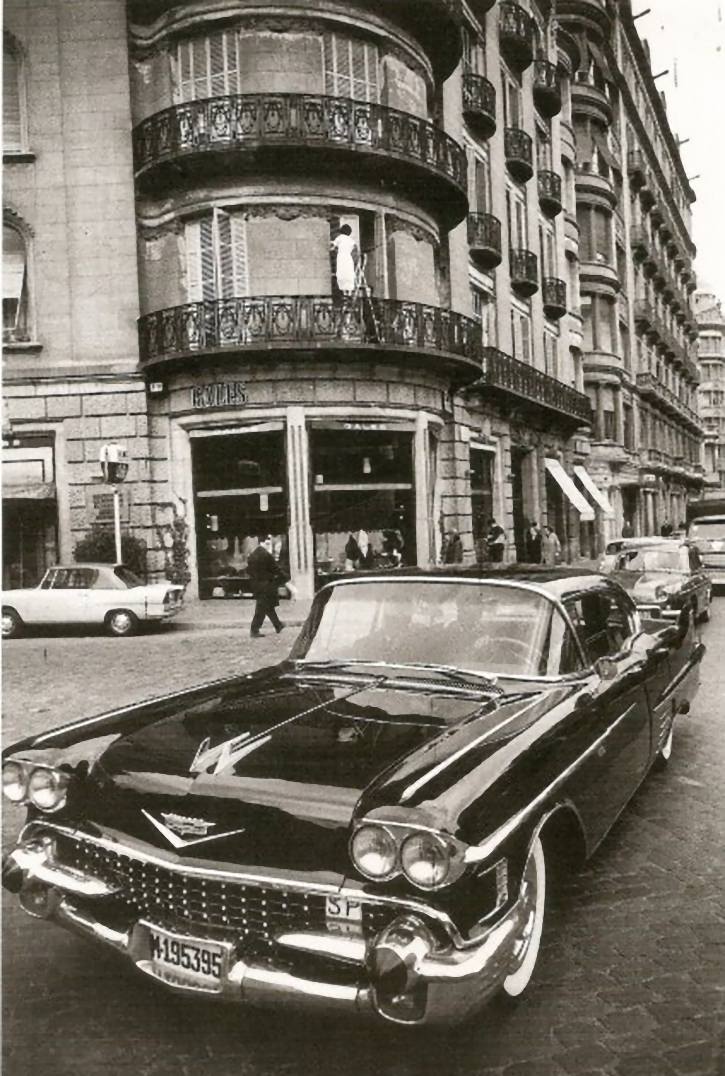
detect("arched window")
(3, 224), (28, 341)
(3, 35), (25, 153)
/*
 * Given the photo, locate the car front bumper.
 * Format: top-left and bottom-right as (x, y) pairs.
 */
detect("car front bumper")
(2, 829), (523, 1026)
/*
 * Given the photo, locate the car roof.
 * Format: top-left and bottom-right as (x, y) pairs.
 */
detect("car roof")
(323, 565), (607, 601)
(47, 563), (125, 570)
(690, 515), (725, 523)
(607, 537), (686, 548)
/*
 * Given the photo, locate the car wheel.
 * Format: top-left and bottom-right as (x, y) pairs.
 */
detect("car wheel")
(2, 607), (23, 639)
(106, 610), (139, 637)
(502, 834), (547, 998)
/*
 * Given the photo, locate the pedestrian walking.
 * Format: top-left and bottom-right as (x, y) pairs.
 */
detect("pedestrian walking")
(247, 534), (286, 637)
(542, 524), (562, 565)
(486, 519), (506, 563)
(525, 520), (542, 563)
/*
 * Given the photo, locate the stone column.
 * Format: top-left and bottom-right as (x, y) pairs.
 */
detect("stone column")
(285, 407), (315, 599)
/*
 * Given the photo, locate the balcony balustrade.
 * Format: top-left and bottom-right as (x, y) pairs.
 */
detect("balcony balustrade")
(478, 347), (592, 424)
(636, 373), (703, 433)
(499, 3), (535, 71)
(538, 170), (563, 217)
(138, 294), (482, 384)
(628, 149), (647, 189)
(556, 0), (611, 35)
(509, 248), (539, 297)
(467, 213), (503, 271)
(571, 78), (613, 127)
(543, 277), (567, 320)
(629, 226), (650, 261)
(133, 93), (468, 227)
(462, 73), (497, 140)
(533, 59), (562, 118)
(504, 126), (533, 182)
(650, 203), (664, 230)
(634, 299), (655, 330)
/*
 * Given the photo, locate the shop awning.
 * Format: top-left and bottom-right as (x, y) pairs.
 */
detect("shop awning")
(574, 466), (615, 519)
(544, 458), (595, 522)
(2, 481), (56, 501)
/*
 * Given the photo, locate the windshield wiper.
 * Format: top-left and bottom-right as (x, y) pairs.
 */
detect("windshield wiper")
(293, 658), (502, 693)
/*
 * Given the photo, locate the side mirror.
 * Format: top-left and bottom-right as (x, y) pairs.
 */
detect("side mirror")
(594, 656), (618, 681)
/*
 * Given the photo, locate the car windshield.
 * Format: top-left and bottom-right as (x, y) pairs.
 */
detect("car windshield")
(290, 580), (561, 678)
(690, 520), (725, 540)
(114, 566), (144, 588)
(611, 548), (683, 573)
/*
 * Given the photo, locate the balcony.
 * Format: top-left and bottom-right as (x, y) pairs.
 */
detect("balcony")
(556, 0), (612, 35)
(571, 78), (613, 127)
(504, 126), (533, 182)
(533, 59), (562, 118)
(543, 277), (567, 320)
(538, 170), (563, 217)
(574, 166), (617, 209)
(462, 73), (497, 140)
(636, 373), (703, 434)
(138, 294), (483, 384)
(509, 248), (539, 297)
(499, 3), (535, 71)
(634, 300), (655, 330)
(628, 150), (647, 189)
(467, 213), (503, 271)
(629, 226), (650, 262)
(132, 93), (468, 228)
(650, 203), (664, 230)
(476, 347), (592, 425)
(127, 1), (464, 82)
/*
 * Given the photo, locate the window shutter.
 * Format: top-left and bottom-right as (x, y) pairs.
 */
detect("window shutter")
(185, 220), (203, 301)
(230, 215), (249, 295)
(3, 47), (21, 150)
(193, 37), (210, 99)
(323, 34), (353, 98)
(208, 31), (239, 97)
(350, 40), (378, 101)
(475, 157), (489, 212)
(521, 315), (531, 362)
(214, 208), (234, 298)
(176, 41), (195, 103)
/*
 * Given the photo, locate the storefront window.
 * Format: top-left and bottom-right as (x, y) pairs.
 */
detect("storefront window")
(310, 427), (415, 579)
(470, 446), (494, 563)
(192, 429), (288, 598)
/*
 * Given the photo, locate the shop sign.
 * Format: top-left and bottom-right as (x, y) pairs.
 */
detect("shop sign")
(191, 382), (248, 410)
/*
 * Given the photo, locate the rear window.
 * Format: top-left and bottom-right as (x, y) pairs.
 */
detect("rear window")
(690, 519), (725, 540)
(114, 567), (144, 588)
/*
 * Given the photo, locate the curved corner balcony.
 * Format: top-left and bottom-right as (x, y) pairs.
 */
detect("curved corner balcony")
(462, 73), (497, 140)
(509, 248), (539, 298)
(137, 294), (483, 385)
(468, 213), (503, 271)
(533, 59), (562, 118)
(538, 170), (563, 217)
(133, 94), (468, 228)
(555, 0), (612, 37)
(575, 166), (617, 210)
(571, 79), (613, 127)
(543, 278), (567, 320)
(476, 346), (592, 425)
(504, 126), (534, 183)
(499, 3), (535, 71)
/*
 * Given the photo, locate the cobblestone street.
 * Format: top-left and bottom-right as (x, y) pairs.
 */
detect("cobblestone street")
(2, 601), (724, 1076)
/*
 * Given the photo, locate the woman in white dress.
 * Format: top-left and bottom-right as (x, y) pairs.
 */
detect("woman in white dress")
(331, 225), (358, 294)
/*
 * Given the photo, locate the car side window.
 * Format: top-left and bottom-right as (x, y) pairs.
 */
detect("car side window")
(39, 570), (57, 590)
(564, 590), (629, 664)
(50, 568), (98, 589)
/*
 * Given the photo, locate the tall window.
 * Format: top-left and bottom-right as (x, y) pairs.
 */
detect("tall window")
(3, 37), (24, 152)
(462, 26), (486, 75)
(174, 32), (241, 101)
(506, 186), (528, 248)
(185, 209), (249, 300)
(502, 74), (522, 127)
(323, 35), (379, 101)
(511, 310), (532, 363)
(470, 153), (491, 213)
(471, 284), (497, 346)
(543, 332), (558, 378)
(3, 224), (28, 341)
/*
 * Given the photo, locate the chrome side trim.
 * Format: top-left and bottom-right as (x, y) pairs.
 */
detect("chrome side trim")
(464, 702), (639, 863)
(275, 931), (367, 964)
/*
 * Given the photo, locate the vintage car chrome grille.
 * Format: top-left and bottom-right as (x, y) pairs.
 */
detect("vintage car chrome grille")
(55, 834), (408, 954)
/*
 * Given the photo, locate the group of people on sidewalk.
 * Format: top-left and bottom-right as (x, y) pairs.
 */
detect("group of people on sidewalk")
(524, 520), (562, 565)
(440, 519), (562, 566)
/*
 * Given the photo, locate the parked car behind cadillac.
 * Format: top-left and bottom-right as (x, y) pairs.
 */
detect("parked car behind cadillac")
(599, 538), (712, 624)
(1, 564), (185, 638)
(2, 568), (703, 1026)
(688, 515), (725, 592)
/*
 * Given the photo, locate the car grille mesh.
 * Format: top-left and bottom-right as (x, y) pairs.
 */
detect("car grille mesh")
(55, 834), (404, 957)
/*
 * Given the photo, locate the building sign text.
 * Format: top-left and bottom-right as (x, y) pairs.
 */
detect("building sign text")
(191, 382), (248, 410)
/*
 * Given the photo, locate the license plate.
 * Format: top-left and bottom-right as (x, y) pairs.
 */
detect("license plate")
(325, 895), (363, 934)
(147, 925), (228, 992)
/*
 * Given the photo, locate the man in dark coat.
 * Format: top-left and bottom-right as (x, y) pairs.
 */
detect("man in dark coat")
(525, 520), (542, 564)
(247, 535), (285, 637)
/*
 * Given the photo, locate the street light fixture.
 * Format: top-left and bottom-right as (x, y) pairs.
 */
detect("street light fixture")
(99, 443), (129, 564)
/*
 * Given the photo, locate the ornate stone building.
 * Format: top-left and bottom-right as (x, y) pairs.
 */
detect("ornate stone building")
(695, 291), (725, 496)
(2, 0), (703, 597)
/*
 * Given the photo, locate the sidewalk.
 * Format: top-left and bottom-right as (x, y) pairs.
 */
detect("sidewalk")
(174, 595), (313, 632)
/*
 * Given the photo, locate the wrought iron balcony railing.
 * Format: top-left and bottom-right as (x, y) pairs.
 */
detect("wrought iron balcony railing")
(467, 213), (503, 270)
(634, 299), (655, 330)
(538, 170), (562, 217)
(504, 126), (533, 182)
(479, 347), (592, 424)
(138, 294), (483, 380)
(510, 248), (539, 297)
(133, 93), (468, 225)
(533, 59), (562, 118)
(543, 277), (567, 320)
(629, 226), (650, 261)
(636, 373), (703, 433)
(462, 73), (497, 140)
(499, 2), (535, 71)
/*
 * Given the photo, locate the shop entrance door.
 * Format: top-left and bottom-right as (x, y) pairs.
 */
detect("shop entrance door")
(191, 428), (288, 599)
(471, 446), (494, 564)
(309, 427), (415, 585)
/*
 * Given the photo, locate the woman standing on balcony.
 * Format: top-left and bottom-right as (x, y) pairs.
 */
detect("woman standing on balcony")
(331, 224), (359, 295)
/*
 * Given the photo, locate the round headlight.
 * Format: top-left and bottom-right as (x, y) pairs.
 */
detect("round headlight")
(350, 825), (398, 880)
(27, 767), (68, 812)
(400, 832), (452, 890)
(2, 760), (27, 804)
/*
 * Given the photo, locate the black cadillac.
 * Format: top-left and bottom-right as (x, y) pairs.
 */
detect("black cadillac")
(2, 568), (704, 1026)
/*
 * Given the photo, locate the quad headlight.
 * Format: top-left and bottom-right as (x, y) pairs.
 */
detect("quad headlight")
(350, 822), (466, 890)
(2, 760), (69, 812)
(350, 824), (398, 881)
(400, 831), (453, 890)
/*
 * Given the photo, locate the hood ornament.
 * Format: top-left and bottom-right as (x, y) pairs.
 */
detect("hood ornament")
(142, 809), (245, 849)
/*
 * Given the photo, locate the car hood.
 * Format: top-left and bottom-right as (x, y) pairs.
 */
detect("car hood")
(609, 569), (684, 598)
(11, 668), (563, 873)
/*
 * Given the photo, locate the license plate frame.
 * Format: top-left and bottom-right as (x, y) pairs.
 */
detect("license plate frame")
(142, 922), (233, 993)
(325, 894), (363, 934)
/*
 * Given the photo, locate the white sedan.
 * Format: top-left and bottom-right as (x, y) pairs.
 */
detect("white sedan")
(2, 564), (184, 638)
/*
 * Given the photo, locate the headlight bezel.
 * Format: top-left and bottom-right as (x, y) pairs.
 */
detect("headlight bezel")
(2, 759), (69, 812)
(400, 830), (454, 890)
(2, 759), (28, 804)
(349, 821), (468, 891)
(349, 823), (399, 882)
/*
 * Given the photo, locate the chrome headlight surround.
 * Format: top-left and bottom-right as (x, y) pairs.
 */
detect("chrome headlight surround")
(350, 821), (468, 891)
(350, 824), (399, 882)
(400, 831), (456, 890)
(2, 759), (69, 812)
